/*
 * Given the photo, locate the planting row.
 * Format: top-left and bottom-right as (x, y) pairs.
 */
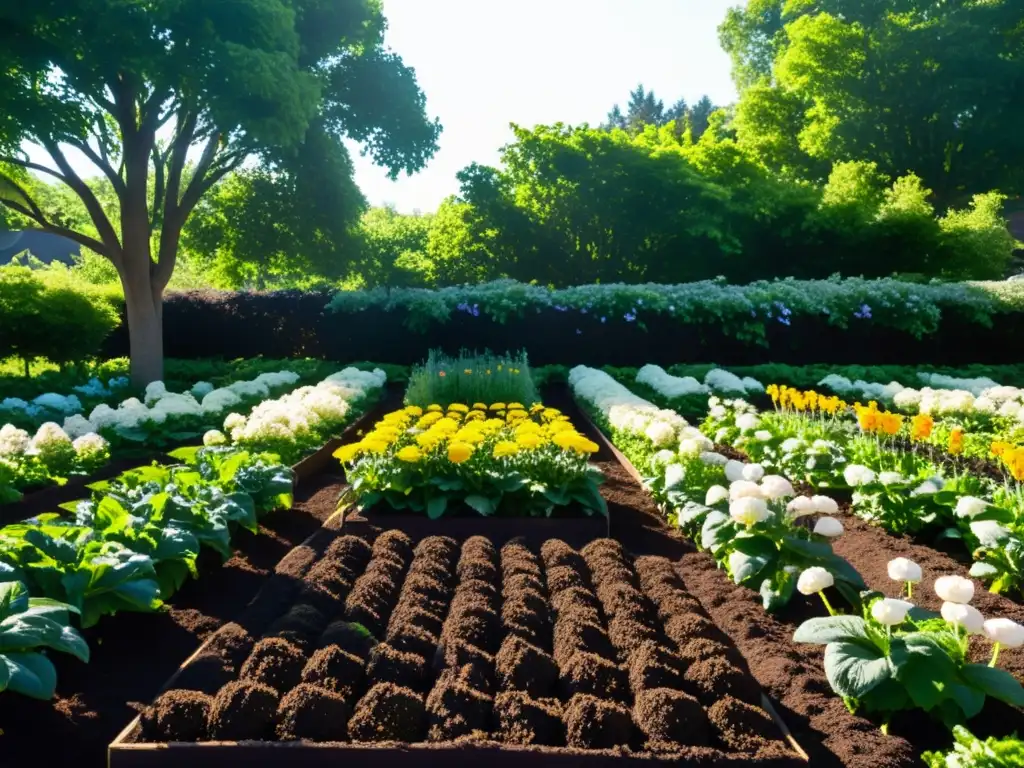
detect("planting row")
(567, 365), (1024, 762)
(133, 530), (793, 761)
(0, 367), (386, 507)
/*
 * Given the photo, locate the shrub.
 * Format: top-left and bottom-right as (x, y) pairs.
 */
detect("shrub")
(404, 349), (539, 408)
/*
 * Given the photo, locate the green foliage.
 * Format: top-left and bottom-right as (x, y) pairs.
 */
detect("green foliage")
(404, 350), (539, 409)
(922, 726), (1024, 768)
(794, 597), (1024, 727)
(0, 581), (90, 700)
(0, 265), (119, 369)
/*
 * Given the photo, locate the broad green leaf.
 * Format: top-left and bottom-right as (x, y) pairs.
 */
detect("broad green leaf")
(701, 510), (735, 551)
(3, 652), (58, 699)
(823, 640), (892, 698)
(793, 616), (874, 646)
(960, 663), (1024, 707)
(0, 581), (29, 620)
(727, 535), (776, 585)
(426, 496), (448, 520)
(948, 682), (986, 720)
(168, 446), (202, 463)
(464, 494), (495, 517)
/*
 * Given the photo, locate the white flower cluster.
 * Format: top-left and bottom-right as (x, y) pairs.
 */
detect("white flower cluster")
(569, 366), (699, 448)
(68, 370), (303, 436)
(704, 368), (764, 395)
(0, 421), (108, 466)
(227, 368), (387, 447)
(917, 372), (1000, 396)
(0, 377), (131, 423)
(817, 374), (905, 403)
(636, 365), (708, 398)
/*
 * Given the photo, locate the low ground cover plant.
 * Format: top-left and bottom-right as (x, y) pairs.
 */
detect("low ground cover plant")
(335, 402), (606, 518)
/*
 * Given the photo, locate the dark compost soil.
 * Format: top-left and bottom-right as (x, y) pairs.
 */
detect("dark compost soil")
(0, 389), (403, 768)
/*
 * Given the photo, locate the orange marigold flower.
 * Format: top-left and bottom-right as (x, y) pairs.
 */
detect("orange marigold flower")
(910, 414), (933, 441)
(948, 427), (965, 456)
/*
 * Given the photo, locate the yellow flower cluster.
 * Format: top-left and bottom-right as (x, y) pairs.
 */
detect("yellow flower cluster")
(992, 442), (1024, 481)
(853, 402), (904, 436)
(766, 384), (846, 415)
(910, 413), (934, 441)
(333, 402), (598, 465)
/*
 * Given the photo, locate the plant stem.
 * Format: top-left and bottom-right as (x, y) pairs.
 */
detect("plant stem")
(906, 581), (913, 599)
(990, 642), (1001, 668)
(819, 592), (837, 616)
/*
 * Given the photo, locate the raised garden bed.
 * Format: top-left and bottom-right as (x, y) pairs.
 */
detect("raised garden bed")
(111, 530), (805, 766)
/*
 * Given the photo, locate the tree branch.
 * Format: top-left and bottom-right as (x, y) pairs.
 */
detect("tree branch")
(63, 135), (127, 198)
(0, 173), (109, 256)
(37, 139), (124, 266)
(151, 144), (166, 231)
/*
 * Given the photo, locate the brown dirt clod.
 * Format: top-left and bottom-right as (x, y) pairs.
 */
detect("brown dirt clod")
(348, 682), (425, 743)
(148, 689), (212, 742)
(559, 650), (630, 703)
(495, 635), (558, 698)
(493, 691), (564, 747)
(683, 657), (761, 706)
(238, 637), (307, 693)
(366, 642), (429, 691)
(633, 687), (710, 748)
(275, 683), (351, 742)
(425, 668), (494, 741)
(563, 693), (634, 750)
(300, 645), (365, 701)
(707, 695), (780, 753)
(207, 679), (280, 741)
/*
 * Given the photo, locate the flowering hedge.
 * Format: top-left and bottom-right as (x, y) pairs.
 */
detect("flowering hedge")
(100, 278), (1024, 367)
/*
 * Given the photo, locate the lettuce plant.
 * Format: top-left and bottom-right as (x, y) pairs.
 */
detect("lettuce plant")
(0, 580), (90, 699)
(923, 726), (1024, 768)
(794, 592), (1024, 729)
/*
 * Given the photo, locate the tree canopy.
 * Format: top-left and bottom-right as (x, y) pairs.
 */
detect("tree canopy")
(0, 0), (440, 382)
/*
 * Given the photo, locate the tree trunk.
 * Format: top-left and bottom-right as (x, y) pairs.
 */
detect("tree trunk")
(122, 266), (164, 387)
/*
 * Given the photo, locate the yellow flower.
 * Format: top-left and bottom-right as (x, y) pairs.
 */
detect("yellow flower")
(434, 418), (460, 434)
(472, 403), (488, 411)
(493, 441), (520, 458)
(445, 412), (464, 422)
(416, 431), (447, 450)
(515, 433), (543, 450)
(455, 426), (486, 445)
(546, 420), (573, 434)
(948, 427), (965, 456)
(542, 408), (562, 422)
(397, 445), (422, 463)
(448, 441), (473, 463)
(489, 403), (507, 411)
(507, 402), (525, 411)
(404, 405), (423, 417)
(448, 403), (469, 413)
(911, 414), (934, 441)
(530, 403), (544, 414)
(361, 438), (390, 454)
(417, 412), (443, 429)
(333, 442), (363, 463)
(506, 409), (528, 423)
(427, 404), (442, 413)
(466, 410), (485, 421)
(515, 420), (542, 436)
(553, 431), (599, 454)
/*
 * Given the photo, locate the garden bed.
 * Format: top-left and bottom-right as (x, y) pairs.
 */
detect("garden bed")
(0, 390), (403, 768)
(111, 530), (803, 766)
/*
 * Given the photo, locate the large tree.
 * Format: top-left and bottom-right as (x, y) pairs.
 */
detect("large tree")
(722, 0), (1024, 205)
(0, 0), (440, 384)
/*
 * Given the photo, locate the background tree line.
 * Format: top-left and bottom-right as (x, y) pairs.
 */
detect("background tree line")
(5, 0), (1022, 299)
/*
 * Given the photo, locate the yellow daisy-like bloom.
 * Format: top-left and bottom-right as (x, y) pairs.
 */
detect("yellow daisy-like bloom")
(507, 402), (525, 411)
(473, 402), (488, 411)
(416, 412), (443, 429)
(427, 404), (443, 413)
(448, 441), (473, 464)
(515, 433), (543, 450)
(553, 431), (599, 454)
(397, 445), (422, 463)
(493, 440), (520, 458)
(546, 420), (573, 434)
(404, 405), (423, 417)
(434, 418), (460, 434)
(333, 442), (363, 463)
(530, 403), (545, 414)
(382, 411), (412, 426)
(370, 426), (402, 442)
(494, 410), (506, 419)
(448, 403), (469, 413)
(455, 426), (486, 445)
(445, 412), (464, 422)
(416, 431), (446, 450)
(506, 409), (529, 423)
(489, 403), (507, 411)
(361, 438), (390, 454)
(515, 420), (542, 436)
(542, 408), (562, 421)
(466, 410), (485, 421)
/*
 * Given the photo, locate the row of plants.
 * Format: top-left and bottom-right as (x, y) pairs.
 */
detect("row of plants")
(0, 446), (295, 700)
(566, 366), (1024, 759)
(335, 351), (606, 519)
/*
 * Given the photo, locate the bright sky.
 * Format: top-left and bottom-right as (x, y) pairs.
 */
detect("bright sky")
(353, 0), (739, 212)
(26, 0), (739, 215)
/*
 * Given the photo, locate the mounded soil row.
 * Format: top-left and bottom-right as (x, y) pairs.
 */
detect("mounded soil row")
(136, 530), (796, 763)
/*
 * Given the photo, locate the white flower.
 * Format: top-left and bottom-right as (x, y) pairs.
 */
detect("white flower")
(724, 460), (745, 483)
(912, 479), (943, 496)
(878, 471), (904, 486)
(871, 598), (914, 626)
(144, 381), (168, 404)
(843, 464), (876, 487)
(203, 430), (228, 447)
(741, 463), (765, 482)
(780, 437), (803, 454)
(699, 451), (728, 466)
(645, 420), (677, 448)
(32, 392), (82, 414)
(974, 396), (996, 414)
(934, 575), (974, 604)
(955, 496), (988, 519)
(73, 433), (109, 460)
(679, 438), (703, 458)
(730, 497), (770, 526)
(786, 496), (816, 518)
(0, 424), (31, 456)
(191, 381), (215, 398)
(224, 413), (247, 432)
(760, 475), (794, 500)
(754, 430), (772, 442)
(649, 449), (676, 472)
(941, 602), (984, 634)
(811, 495), (839, 515)
(31, 422), (72, 452)
(202, 388), (243, 414)
(735, 413), (759, 432)
(970, 520), (1010, 547)
(714, 427), (730, 443)
(664, 463), (685, 490)
(705, 368), (749, 394)
(729, 480), (764, 501)
(61, 414), (97, 439)
(983, 618), (1024, 648)
(709, 405), (727, 420)
(813, 517), (844, 538)
(705, 485), (729, 506)
(797, 567), (834, 595)
(887, 558), (922, 583)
